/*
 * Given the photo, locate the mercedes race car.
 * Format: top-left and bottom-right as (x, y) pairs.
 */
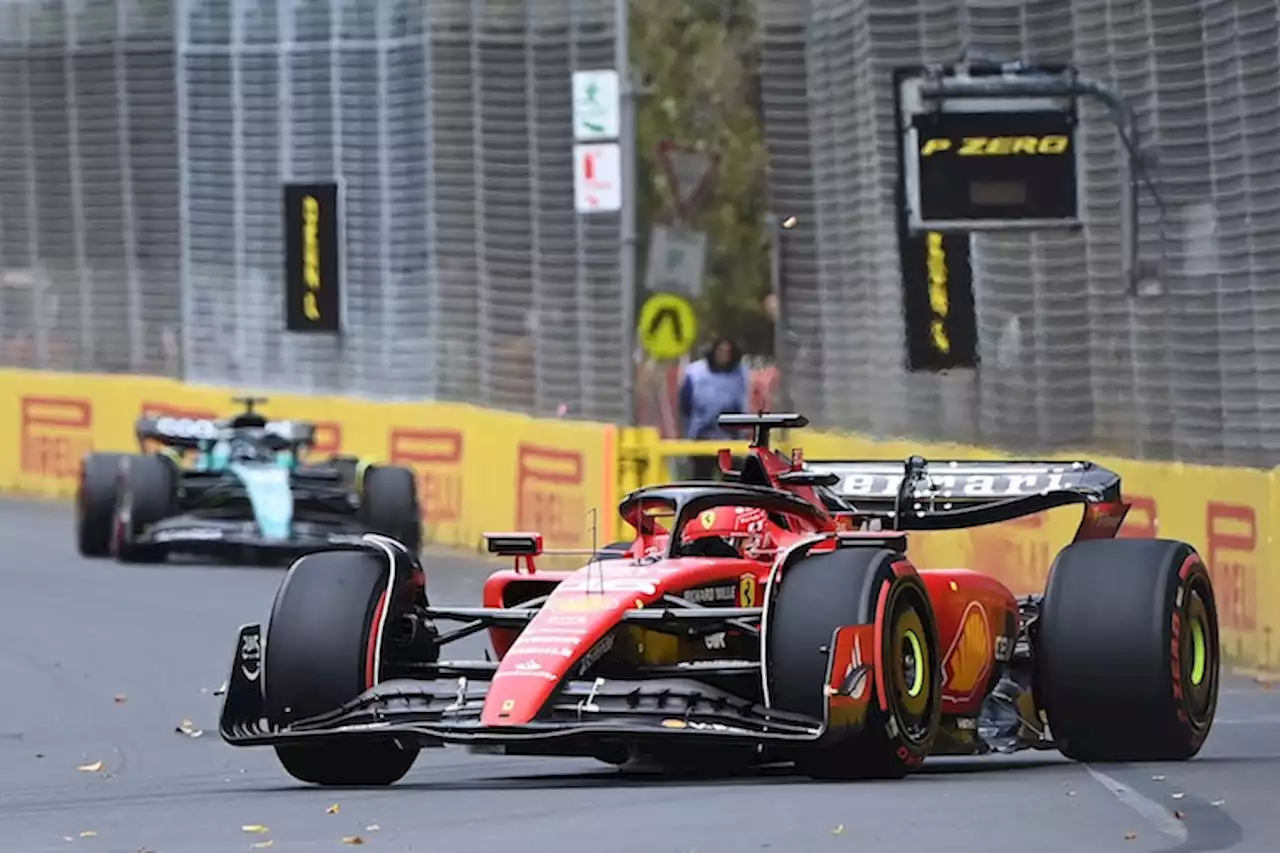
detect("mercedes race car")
(218, 413), (1219, 785)
(76, 397), (421, 564)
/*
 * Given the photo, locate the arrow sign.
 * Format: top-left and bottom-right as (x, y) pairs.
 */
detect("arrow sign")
(638, 292), (698, 360)
(648, 306), (684, 344)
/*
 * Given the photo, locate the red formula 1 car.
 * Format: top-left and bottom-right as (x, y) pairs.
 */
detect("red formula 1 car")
(218, 413), (1220, 785)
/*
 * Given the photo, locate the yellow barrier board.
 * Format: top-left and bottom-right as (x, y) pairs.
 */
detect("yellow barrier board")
(0, 369), (618, 553)
(2, 366), (1274, 670)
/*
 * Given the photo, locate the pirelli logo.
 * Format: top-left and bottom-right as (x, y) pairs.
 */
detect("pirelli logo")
(920, 135), (1071, 157)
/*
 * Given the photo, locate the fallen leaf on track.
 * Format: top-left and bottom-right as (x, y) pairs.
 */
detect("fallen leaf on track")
(364, 824), (380, 832)
(1124, 831), (1137, 840)
(326, 804), (340, 814)
(829, 825), (844, 836)
(113, 694), (127, 704)
(175, 719), (203, 738)
(249, 842), (274, 850)
(77, 761), (104, 773)
(341, 837), (365, 846)
(241, 825), (269, 834)
(79, 831), (98, 838)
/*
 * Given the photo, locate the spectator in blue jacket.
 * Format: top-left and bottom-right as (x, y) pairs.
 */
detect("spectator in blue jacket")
(679, 337), (750, 480)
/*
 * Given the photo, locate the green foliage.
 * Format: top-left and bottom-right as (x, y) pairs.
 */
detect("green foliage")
(631, 0), (772, 355)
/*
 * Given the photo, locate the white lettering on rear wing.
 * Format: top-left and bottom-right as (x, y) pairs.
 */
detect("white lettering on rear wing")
(804, 462), (1091, 501)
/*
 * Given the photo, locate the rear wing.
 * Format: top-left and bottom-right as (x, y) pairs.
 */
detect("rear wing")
(135, 416), (316, 451)
(135, 416), (221, 449)
(802, 456), (1124, 532)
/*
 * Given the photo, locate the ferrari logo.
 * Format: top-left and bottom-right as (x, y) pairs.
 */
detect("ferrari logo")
(700, 510), (716, 529)
(737, 573), (758, 607)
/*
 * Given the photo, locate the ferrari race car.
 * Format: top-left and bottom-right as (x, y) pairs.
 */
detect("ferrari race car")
(75, 397), (421, 564)
(218, 413), (1219, 785)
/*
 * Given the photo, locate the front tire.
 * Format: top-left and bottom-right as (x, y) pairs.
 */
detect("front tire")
(112, 455), (177, 563)
(360, 465), (422, 555)
(264, 549), (419, 786)
(766, 547), (942, 779)
(77, 452), (125, 557)
(1038, 538), (1220, 762)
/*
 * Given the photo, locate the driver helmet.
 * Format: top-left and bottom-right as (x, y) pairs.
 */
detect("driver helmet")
(229, 431), (267, 462)
(682, 506), (776, 558)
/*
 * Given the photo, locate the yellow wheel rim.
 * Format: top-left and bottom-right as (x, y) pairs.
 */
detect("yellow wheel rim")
(1189, 616), (1207, 687)
(892, 605), (930, 719)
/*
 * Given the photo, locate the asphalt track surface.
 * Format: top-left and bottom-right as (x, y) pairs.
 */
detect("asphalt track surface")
(1, 498), (1278, 852)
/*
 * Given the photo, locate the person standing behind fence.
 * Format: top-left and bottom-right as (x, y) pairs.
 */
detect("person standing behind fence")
(678, 337), (750, 480)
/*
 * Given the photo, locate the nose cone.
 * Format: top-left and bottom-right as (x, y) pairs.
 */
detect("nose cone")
(479, 571), (663, 726)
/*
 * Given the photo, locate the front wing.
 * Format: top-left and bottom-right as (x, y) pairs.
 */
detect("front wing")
(219, 624), (872, 750)
(138, 515), (374, 555)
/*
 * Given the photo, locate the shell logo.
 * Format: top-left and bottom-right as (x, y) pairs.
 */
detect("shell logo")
(943, 602), (992, 699)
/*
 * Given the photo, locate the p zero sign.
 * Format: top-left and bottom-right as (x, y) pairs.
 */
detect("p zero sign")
(912, 109), (1079, 225)
(283, 182), (342, 333)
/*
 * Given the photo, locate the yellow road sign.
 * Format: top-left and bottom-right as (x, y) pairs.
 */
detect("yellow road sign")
(638, 292), (698, 360)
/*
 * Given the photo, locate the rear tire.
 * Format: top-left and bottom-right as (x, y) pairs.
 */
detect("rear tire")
(77, 452), (125, 557)
(1038, 538), (1219, 762)
(360, 465), (422, 554)
(766, 547), (942, 779)
(264, 549), (420, 786)
(112, 455), (177, 563)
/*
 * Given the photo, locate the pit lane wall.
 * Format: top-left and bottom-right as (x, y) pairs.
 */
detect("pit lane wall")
(0, 369), (616, 560)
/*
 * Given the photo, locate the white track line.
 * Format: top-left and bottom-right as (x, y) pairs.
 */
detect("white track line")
(1085, 765), (1189, 844)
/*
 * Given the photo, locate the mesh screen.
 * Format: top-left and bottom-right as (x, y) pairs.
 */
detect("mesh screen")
(0, 0), (181, 375)
(174, 0), (626, 420)
(758, 0), (1280, 468)
(2, 0), (1279, 464)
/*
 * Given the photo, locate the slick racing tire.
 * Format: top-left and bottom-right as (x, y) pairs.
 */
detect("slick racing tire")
(1038, 538), (1220, 762)
(766, 547), (942, 780)
(77, 452), (125, 557)
(360, 465), (422, 554)
(264, 549), (420, 786)
(112, 454), (177, 564)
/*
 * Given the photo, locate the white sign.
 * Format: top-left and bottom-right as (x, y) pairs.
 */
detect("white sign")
(572, 70), (620, 141)
(644, 225), (707, 296)
(574, 143), (622, 214)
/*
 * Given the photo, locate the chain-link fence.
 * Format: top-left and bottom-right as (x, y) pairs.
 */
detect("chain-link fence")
(178, 0), (625, 421)
(0, 0), (181, 375)
(0, 0), (626, 422)
(760, 0), (1280, 469)
(4, 0), (1280, 466)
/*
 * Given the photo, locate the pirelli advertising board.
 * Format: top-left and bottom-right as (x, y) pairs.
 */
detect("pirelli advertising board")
(283, 182), (342, 333)
(911, 110), (1079, 225)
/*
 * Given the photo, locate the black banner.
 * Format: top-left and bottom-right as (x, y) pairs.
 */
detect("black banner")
(913, 109), (1078, 224)
(893, 67), (979, 371)
(899, 229), (978, 371)
(283, 182), (342, 333)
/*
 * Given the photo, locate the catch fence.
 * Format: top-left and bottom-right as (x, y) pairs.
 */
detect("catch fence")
(759, 0), (1280, 468)
(2, 0), (1279, 467)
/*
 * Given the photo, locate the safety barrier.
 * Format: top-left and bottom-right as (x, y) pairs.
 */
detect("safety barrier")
(1, 366), (1274, 671)
(0, 369), (618, 553)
